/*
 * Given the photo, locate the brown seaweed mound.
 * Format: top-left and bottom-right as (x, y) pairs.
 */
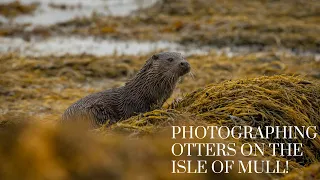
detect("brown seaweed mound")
(178, 76), (320, 165)
(115, 76), (320, 166)
(281, 163), (320, 180)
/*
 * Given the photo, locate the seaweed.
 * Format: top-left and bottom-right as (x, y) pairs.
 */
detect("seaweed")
(281, 163), (320, 180)
(0, 1), (38, 18)
(109, 75), (320, 168)
(0, 119), (268, 180)
(2, 0), (319, 51)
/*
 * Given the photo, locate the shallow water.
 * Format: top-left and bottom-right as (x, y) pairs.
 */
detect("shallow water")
(0, 0), (157, 26)
(0, 36), (210, 56)
(1, 36), (319, 59)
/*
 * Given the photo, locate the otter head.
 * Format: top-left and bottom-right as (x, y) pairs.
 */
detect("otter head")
(141, 52), (190, 78)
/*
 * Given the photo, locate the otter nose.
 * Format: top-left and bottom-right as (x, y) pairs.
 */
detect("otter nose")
(180, 62), (190, 69)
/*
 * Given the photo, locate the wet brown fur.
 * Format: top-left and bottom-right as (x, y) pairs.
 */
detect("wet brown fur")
(62, 52), (190, 127)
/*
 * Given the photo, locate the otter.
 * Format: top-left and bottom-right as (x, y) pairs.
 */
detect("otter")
(62, 52), (190, 127)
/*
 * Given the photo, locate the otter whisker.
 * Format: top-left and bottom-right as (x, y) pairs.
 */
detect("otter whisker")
(188, 71), (195, 79)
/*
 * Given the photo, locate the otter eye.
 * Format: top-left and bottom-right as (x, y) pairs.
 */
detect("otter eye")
(167, 58), (174, 62)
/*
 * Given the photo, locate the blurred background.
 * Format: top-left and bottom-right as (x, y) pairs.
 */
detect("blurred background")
(1, 0), (318, 56)
(0, 0), (319, 180)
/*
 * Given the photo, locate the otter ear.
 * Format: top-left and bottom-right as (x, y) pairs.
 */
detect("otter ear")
(139, 59), (153, 73)
(152, 54), (159, 60)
